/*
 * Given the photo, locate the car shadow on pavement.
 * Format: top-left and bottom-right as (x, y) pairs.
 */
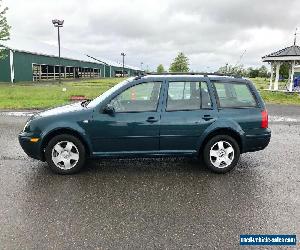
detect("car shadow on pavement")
(33, 155), (258, 177)
(81, 157), (210, 175)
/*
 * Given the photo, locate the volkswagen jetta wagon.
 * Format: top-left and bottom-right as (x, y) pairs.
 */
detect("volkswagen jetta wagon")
(19, 74), (271, 174)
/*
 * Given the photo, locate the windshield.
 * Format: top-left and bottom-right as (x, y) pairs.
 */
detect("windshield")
(87, 78), (134, 108)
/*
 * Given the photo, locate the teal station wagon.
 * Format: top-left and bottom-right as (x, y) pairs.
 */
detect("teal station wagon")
(19, 74), (271, 174)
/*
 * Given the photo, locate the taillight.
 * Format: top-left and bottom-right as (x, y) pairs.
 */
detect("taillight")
(261, 110), (268, 128)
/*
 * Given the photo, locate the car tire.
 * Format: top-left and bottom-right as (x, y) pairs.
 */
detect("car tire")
(45, 134), (86, 174)
(203, 135), (240, 174)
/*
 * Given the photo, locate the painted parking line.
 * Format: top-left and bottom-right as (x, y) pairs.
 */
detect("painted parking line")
(269, 115), (300, 123)
(0, 111), (36, 117)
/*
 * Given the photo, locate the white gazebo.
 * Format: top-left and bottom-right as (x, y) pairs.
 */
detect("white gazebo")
(262, 43), (300, 91)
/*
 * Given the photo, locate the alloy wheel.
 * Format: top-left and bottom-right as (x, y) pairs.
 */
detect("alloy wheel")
(51, 141), (79, 170)
(209, 140), (234, 169)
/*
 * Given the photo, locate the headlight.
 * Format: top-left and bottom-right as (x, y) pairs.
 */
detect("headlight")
(23, 120), (31, 132)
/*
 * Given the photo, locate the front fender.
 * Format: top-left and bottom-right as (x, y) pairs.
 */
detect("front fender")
(40, 121), (93, 156)
(196, 119), (245, 153)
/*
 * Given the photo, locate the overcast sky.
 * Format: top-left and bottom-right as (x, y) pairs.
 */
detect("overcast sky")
(3, 0), (300, 71)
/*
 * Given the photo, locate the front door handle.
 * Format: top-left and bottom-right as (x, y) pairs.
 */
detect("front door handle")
(202, 114), (214, 121)
(146, 117), (158, 123)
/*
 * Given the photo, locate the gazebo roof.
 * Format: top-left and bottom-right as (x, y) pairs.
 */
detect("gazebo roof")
(262, 45), (300, 62)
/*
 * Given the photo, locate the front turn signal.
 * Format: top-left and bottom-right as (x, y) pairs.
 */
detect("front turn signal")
(30, 138), (40, 143)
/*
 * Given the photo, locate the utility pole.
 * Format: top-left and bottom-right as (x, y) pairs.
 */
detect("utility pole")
(121, 52), (126, 77)
(52, 19), (64, 83)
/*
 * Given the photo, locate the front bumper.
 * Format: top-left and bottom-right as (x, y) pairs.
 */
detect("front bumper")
(243, 129), (271, 153)
(19, 132), (44, 161)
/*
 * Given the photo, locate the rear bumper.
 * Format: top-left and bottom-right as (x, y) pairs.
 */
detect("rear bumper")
(243, 129), (271, 153)
(19, 132), (44, 161)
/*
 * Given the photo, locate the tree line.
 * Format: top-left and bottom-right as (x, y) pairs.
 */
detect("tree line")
(217, 64), (270, 78)
(217, 63), (291, 78)
(156, 52), (277, 79)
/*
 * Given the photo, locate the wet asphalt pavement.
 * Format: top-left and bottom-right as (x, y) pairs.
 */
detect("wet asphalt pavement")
(0, 104), (299, 249)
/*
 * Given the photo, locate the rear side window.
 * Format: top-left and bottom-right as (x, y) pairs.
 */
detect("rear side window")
(214, 82), (257, 108)
(166, 81), (212, 111)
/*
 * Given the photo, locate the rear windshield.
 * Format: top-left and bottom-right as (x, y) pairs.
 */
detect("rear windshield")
(213, 81), (257, 108)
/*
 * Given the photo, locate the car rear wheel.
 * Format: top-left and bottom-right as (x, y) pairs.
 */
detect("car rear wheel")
(45, 134), (86, 174)
(203, 135), (240, 173)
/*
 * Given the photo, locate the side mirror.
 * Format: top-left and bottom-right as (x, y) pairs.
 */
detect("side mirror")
(103, 104), (115, 115)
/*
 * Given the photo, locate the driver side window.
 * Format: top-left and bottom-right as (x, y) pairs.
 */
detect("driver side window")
(110, 82), (162, 112)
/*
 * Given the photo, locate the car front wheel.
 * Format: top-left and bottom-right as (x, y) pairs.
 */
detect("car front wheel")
(203, 135), (240, 173)
(45, 134), (86, 174)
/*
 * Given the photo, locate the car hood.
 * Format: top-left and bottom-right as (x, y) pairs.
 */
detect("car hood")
(34, 102), (85, 118)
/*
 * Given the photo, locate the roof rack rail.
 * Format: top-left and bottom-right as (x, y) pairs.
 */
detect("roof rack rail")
(142, 72), (242, 78)
(134, 72), (147, 80)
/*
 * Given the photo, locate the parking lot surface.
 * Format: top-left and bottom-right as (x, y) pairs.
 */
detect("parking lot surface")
(0, 104), (299, 249)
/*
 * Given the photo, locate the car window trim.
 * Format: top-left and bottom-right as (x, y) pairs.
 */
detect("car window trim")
(166, 107), (213, 112)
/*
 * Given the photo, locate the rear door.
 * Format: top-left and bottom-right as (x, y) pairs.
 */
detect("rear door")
(159, 79), (217, 153)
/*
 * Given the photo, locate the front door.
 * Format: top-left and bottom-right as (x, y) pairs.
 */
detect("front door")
(89, 81), (163, 155)
(160, 80), (217, 153)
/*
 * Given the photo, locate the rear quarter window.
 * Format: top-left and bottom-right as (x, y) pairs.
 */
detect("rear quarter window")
(213, 81), (257, 108)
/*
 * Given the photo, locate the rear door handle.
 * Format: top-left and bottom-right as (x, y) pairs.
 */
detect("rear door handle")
(146, 117), (158, 123)
(202, 115), (214, 121)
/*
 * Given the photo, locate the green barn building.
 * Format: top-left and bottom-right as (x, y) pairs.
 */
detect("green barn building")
(0, 39), (142, 83)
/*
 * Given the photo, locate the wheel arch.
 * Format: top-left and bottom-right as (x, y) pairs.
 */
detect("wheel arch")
(40, 128), (92, 160)
(198, 127), (243, 155)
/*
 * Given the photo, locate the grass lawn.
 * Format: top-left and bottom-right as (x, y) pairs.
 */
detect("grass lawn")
(251, 77), (300, 105)
(0, 78), (126, 109)
(0, 77), (299, 109)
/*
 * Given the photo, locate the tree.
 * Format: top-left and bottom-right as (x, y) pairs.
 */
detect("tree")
(279, 63), (289, 79)
(169, 52), (189, 72)
(217, 63), (248, 77)
(248, 68), (259, 78)
(258, 65), (268, 78)
(217, 64), (229, 74)
(0, 0), (10, 58)
(157, 64), (165, 73)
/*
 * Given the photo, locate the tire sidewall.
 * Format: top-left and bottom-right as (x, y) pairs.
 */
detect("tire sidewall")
(45, 134), (86, 174)
(203, 135), (240, 173)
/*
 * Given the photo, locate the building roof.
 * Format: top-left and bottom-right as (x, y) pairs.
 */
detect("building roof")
(87, 55), (141, 71)
(0, 37), (102, 64)
(0, 37), (141, 70)
(262, 45), (300, 62)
